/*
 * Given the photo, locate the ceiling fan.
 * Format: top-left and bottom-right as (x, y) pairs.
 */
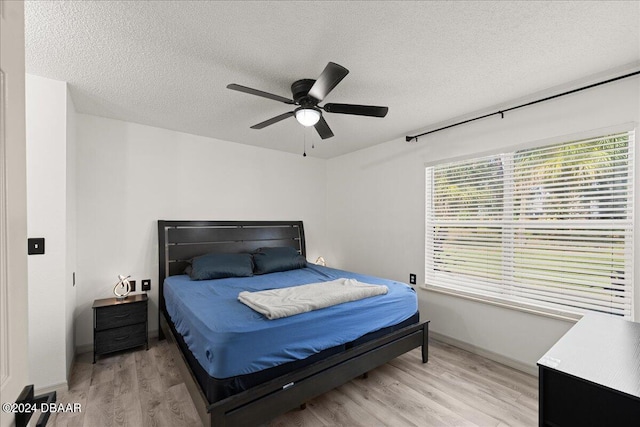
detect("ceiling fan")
(227, 62), (388, 139)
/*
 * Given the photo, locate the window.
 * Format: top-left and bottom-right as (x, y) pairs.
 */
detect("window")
(425, 131), (634, 318)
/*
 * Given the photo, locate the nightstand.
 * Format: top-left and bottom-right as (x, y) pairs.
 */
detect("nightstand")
(92, 293), (148, 363)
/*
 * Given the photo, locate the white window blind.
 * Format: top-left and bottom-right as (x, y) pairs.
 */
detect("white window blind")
(425, 131), (634, 318)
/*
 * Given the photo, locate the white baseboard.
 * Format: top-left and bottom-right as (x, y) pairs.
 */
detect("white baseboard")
(430, 331), (539, 377)
(67, 352), (75, 384)
(75, 342), (92, 355)
(35, 381), (68, 395)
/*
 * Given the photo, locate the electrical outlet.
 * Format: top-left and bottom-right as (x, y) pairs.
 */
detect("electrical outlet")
(130, 280), (136, 292)
(142, 279), (151, 291)
(409, 273), (417, 285)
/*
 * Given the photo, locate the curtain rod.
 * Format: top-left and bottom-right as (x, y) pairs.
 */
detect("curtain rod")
(405, 69), (640, 142)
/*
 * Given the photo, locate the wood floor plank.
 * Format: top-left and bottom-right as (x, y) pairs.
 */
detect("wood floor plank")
(135, 350), (175, 427)
(164, 383), (203, 427)
(359, 367), (477, 427)
(377, 363), (501, 426)
(387, 352), (537, 426)
(427, 354), (525, 403)
(83, 380), (115, 427)
(339, 382), (423, 426)
(269, 405), (326, 427)
(113, 363), (143, 426)
(304, 387), (389, 426)
(422, 354), (522, 414)
(428, 364), (533, 425)
(438, 371), (537, 426)
(68, 360), (93, 393)
(114, 362), (137, 394)
(90, 357), (115, 387)
(342, 370), (443, 426)
(430, 341), (538, 396)
(336, 379), (419, 426)
(152, 341), (183, 390)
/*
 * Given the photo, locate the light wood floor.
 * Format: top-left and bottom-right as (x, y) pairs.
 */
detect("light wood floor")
(48, 338), (537, 426)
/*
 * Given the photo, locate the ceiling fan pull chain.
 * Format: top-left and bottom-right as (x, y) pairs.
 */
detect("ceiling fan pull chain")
(303, 128), (307, 157)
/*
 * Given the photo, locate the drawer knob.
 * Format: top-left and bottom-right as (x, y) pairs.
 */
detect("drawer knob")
(114, 335), (130, 341)
(114, 314), (130, 318)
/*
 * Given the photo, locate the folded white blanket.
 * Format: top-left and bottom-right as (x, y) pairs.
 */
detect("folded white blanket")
(238, 278), (388, 320)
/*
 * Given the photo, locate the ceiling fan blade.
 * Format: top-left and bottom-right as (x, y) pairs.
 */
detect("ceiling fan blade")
(314, 116), (334, 139)
(227, 84), (295, 104)
(323, 103), (389, 118)
(250, 111), (295, 129)
(308, 62), (349, 101)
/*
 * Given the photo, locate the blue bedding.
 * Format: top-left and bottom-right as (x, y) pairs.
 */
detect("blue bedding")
(164, 264), (417, 378)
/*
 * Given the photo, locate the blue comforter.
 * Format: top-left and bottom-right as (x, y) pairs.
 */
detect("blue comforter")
(164, 264), (417, 378)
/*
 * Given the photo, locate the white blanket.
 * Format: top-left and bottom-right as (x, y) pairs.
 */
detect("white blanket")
(238, 278), (388, 320)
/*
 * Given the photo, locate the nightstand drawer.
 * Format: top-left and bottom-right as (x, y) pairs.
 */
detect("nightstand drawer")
(95, 302), (146, 330)
(95, 323), (146, 354)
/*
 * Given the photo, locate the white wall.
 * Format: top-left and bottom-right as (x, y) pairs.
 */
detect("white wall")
(327, 72), (640, 372)
(28, 68), (639, 377)
(26, 74), (71, 390)
(74, 115), (328, 348)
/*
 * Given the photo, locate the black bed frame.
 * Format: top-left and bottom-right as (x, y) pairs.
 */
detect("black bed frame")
(158, 220), (429, 427)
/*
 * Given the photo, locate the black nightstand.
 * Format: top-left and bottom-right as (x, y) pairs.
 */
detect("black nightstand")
(92, 293), (148, 363)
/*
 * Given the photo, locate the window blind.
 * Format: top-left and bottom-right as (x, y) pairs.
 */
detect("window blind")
(425, 131), (634, 318)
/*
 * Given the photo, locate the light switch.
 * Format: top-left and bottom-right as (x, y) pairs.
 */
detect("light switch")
(28, 238), (45, 255)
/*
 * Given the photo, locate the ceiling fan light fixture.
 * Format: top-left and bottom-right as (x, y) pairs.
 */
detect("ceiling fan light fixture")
(295, 107), (321, 127)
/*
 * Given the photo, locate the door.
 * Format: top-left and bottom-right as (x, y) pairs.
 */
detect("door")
(0, 1), (29, 426)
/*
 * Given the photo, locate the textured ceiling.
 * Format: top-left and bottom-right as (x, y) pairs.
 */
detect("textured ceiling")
(25, 1), (640, 158)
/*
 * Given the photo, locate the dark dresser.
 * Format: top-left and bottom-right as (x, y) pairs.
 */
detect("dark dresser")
(537, 314), (640, 426)
(92, 293), (148, 363)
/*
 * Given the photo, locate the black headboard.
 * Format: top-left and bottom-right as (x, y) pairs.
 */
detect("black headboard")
(157, 220), (306, 315)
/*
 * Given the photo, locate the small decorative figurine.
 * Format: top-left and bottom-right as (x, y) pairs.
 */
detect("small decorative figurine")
(113, 274), (132, 300)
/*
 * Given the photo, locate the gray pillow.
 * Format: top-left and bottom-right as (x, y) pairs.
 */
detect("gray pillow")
(252, 246), (307, 274)
(188, 253), (254, 280)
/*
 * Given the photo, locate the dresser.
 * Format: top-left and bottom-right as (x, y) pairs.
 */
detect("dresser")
(537, 314), (640, 426)
(92, 293), (148, 363)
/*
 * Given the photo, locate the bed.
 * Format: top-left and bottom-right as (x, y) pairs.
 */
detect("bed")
(158, 220), (429, 426)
